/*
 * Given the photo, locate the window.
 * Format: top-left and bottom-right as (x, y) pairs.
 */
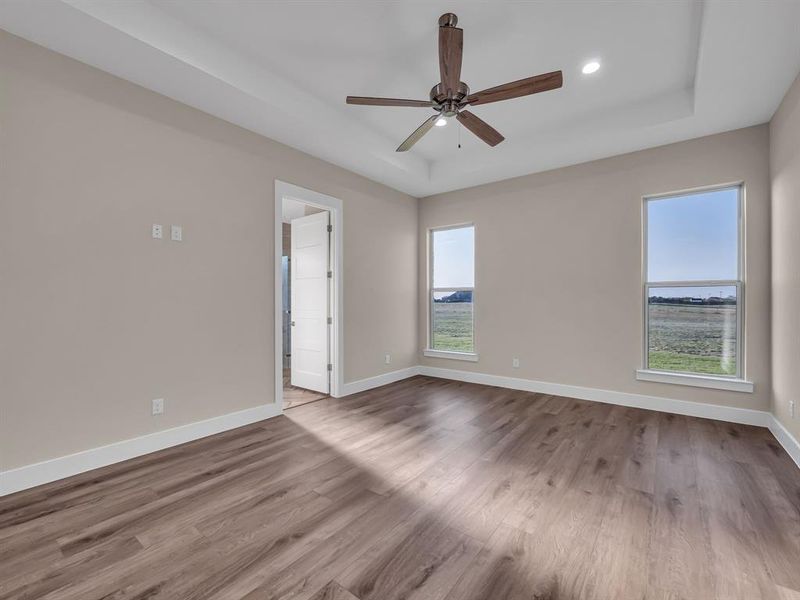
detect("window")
(427, 225), (475, 358)
(642, 185), (745, 384)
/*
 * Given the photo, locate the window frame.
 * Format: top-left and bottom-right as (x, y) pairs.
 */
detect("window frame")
(425, 223), (477, 361)
(641, 182), (745, 381)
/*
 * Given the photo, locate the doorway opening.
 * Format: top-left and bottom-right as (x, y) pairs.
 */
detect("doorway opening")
(274, 181), (343, 410)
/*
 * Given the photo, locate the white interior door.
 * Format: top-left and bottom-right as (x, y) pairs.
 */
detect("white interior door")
(290, 210), (330, 393)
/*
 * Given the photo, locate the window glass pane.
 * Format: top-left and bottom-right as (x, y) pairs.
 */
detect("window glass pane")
(432, 290), (473, 352)
(433, 226), (474, 288)
(647, 286), (737, 376)
(647, 187), (738, 281)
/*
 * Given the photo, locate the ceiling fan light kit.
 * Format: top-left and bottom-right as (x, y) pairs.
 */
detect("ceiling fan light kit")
(346, 13), (563, 152)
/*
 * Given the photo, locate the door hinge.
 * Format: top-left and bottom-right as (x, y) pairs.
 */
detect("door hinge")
(327, 270), (332, 278)
(327, 316), (332, 324)
(327, 224), (332, 233)
(327, 363), (333, 372)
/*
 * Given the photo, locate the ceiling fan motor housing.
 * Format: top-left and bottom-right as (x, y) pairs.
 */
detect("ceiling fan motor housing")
(430, 82), (470, 112)
(345, 11), (562, 151)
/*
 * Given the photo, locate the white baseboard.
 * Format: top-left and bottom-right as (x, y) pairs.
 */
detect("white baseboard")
(4, 367), (796, 497)
(418, 366), (772, 427)
(0, 403), (282, 497)
(768, 415), (800, 469)
(1, 365), (420, 497)
(418, 367), (800, 468)
(340, 366), (421, 397)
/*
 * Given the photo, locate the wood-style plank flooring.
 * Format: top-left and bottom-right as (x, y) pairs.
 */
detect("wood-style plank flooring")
(283, 368), (328, 409)
(2, 376), (799, 600)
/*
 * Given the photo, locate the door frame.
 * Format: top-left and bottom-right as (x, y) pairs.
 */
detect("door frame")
(274, 180), (343, 410)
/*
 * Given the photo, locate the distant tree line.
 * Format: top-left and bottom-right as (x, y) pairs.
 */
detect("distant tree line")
(434, 290), (473, 303)
(648, 295), (736, 306)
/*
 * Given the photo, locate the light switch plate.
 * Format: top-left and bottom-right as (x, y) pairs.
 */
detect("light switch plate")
(171, 225), (182, 242)
(152, 224), (163, 239)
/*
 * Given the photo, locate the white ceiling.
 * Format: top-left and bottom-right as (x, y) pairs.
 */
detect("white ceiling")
(2, 0), (799, 197)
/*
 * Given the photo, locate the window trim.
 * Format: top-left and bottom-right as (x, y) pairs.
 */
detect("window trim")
(423, 349), (479, 362)
(641, 182), (748, 385)
(635, 369), (753, 393)
(427, 223), (477, 359)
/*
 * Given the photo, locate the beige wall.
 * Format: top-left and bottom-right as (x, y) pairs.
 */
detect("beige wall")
(0, 31), (418, 470)
(0, 27), (791, 475)
(419, 126), (772, 412)
(770, 74), (800, 440)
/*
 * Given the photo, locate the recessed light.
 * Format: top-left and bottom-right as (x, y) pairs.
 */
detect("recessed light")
(582, 61), (600, 75)
(434, 116), (448, 127)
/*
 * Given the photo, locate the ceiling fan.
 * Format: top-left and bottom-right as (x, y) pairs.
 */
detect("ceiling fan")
(346, 13), (563, 152)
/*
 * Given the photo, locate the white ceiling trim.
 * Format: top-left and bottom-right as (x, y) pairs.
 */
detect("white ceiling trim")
(1, 0), (798, 197)
(0, 0), (432, 194)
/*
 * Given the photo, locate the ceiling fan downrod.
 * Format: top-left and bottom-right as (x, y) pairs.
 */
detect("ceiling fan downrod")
(345, 13), (563, 152)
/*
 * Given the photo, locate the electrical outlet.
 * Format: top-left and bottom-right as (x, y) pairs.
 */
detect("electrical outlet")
(152, 224), (163, 239)
(791, 400), (796, 419)
(512, 357), (520, 368)
(385, 354), (391, 365)
(152, 398), (165, 416)
(171, 225), (182, 242)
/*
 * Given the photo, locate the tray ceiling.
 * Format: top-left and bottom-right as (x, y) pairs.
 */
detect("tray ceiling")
(2, 0), (799, 196)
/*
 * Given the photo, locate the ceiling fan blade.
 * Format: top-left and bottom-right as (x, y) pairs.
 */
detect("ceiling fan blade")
(346, 96), (434, 108)
(456, 111), (504, 147)
(438, 25), (463, 96)
(466, 71), (563, 106)
(396, 115), (439, 152)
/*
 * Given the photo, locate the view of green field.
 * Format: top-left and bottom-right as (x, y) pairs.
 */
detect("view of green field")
(648, 303), (737, 375)
(432, 300), (737, 375)
(432, 302), (473, 352)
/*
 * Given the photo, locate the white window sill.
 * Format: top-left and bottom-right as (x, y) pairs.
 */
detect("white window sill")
(423, 349), (479, 362)
(636, 369), (753, 393)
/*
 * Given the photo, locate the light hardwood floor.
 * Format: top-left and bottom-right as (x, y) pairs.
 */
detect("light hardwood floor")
(1, 376), (799, 600)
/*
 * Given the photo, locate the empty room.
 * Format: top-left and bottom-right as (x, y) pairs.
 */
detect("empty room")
(2, 1), (800, 599)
